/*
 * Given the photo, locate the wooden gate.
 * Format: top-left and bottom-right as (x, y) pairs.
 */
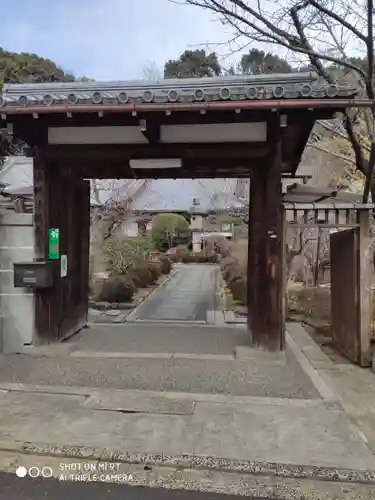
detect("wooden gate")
(34, 152), (90, 343)
(330, 229), (360, 362)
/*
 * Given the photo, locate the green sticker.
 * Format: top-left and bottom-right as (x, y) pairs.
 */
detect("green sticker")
(48, 228), (60, 260)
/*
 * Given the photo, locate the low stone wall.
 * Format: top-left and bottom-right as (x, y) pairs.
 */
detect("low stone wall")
(0, 212), (34, 353)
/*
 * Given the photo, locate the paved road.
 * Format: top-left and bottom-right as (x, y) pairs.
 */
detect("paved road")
(72, 323), (248, 354)
(0, 349), (319, 398)
(0, 472), (241, 499)
(128, 264), (219, 322)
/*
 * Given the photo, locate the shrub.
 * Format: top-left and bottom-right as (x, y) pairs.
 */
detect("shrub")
(158, 255), (172, 274)
(181, 253), (197, 263)
(94, 276), (135, 303)
(220, 256), (237, 270)
(206, 253), (218, 263)
(229, 278), (247, 304)
(288, 286), (331, 324)
(145, 261), (162, 284)
(223, 263), (243, 283)
(220, 246), (232, 258)
(151, 213), (190, 250)
(168, 252), (179, 263)
(231, 239), (248, 270)
(103, 236), (144, 276)
(215, 238), (232, 258)
(129, 263), (152, 288)
(195, 252), (207, 263)
(175, 244), (190, 259)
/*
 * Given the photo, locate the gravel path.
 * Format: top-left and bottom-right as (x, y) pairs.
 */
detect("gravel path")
(71, 323), (248, 354)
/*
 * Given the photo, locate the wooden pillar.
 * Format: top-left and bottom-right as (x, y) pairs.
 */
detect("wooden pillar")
(247, 115), (285, 350)
(33, 147), (54, 344)
(358, 209), (373, 366)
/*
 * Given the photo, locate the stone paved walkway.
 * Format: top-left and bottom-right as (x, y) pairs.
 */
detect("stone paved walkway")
(126, 264), (219, 323)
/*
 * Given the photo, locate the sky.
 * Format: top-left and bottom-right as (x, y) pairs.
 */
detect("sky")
(0, 0), (234, 81)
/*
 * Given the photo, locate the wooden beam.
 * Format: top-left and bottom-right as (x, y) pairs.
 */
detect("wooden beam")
(139, 119), (160, 144)
(248, 114), (285, 350)
(44, 143), (268, 161)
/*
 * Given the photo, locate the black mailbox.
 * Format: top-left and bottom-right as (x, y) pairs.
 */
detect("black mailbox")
(14, 261), (54, 288)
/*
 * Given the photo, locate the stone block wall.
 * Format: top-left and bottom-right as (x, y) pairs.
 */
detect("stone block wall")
(0, 212), (34, 353)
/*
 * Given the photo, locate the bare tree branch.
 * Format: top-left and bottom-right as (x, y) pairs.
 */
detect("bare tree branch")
(306, 141), (357, 165)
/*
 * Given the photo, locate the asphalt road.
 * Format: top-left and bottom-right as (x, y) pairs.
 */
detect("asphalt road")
(0, 472), (242, 499)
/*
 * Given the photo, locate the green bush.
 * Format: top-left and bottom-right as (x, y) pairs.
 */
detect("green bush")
(151, 213), (190, 250)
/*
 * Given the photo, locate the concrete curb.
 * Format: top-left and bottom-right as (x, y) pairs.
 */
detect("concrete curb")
(0, 382), (332, 407)
(217, 270), (248, 325)
(1, 450), (374, 498)
(2, 441), (375, 485)
(286, 330), (337, 401)
(69, 351), (234, 361)
(88, 301), (136, 310)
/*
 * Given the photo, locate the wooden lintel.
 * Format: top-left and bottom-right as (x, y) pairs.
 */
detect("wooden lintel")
(43, 142), (268, 160)
(139, 119), (160, 144)
(80, 167), (257, 179)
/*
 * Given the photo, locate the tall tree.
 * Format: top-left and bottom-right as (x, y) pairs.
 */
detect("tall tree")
(182, 0), (375, 201)
(240, 49), (292, 74)
(164, 49), (221, 78)
(0, 48), (87, 163)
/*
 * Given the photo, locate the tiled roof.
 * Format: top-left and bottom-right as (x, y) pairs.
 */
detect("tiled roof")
(0, 73), (358, 109)
(131, 179), (240, 212)
(0, 156), (33, 193)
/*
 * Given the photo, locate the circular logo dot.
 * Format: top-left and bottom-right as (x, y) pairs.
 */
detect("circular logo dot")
(41, 467), (53, 478)
(28, 467), (40, 478)
(15, 466), (27, 478)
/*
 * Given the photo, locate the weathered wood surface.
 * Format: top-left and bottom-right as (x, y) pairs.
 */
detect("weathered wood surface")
(330, 212), (373, 366)
(33, 151), (90, 344)
(247, 114), (284, 351)
(358, 210), (373, 366)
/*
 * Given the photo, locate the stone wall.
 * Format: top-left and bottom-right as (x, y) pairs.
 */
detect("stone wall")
(0, 212), (34, 353)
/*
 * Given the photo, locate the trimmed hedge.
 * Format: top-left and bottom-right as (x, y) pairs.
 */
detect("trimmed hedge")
(129, 263), (152, 288)
(144, 260), (163, 284)
(220, 253), (247, 306)
(94, 275), (135, 303)
(158, 255), (173, 274)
